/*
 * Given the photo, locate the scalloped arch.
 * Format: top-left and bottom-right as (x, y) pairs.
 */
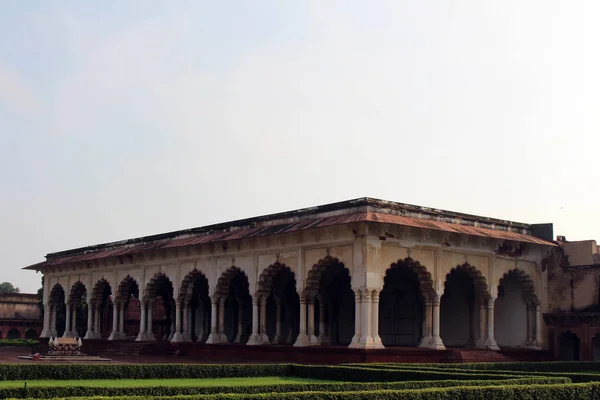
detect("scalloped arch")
(257, 262), (295, 296)
(180, 269), (210, 298)
(214, 266), (249, 298)
(116, 275), (140, 302)
(68, 281), (87, 304)
(384, 257), (435, 298)
(498, 269), (538, 304)
(143, 272), (174, 301)
(49, 283), (66, 304)
(91, 278), (112, 305)
(304, 256), (350, 297)
(444, 263), (490, 298)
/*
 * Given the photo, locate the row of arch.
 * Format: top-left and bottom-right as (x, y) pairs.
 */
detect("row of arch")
(0, 328), (38, 340)
(43, 257), (541, 349)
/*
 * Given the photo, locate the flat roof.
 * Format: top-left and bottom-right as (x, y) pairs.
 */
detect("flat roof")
(24, 197), (556, 271)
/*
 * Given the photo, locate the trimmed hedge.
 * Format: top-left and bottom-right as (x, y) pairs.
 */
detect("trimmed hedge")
(1, 377), (570, 399)
(14, 382), (600, 400)
(0, 364), (291, 381)
(361, 361), (600, 372)
(0, 339), (38, 347)
(291, 365), (536, 382)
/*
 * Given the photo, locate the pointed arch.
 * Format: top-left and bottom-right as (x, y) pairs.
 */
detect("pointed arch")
(497, 269), (538, 304)
(445, 263), (490, 299)
(180, 269), (211, 342)
(116, 275), (140, 303)
(91, 279), (112, 306)
(215, 267), (249, 298)
(49, 283), (66, 304)
(68, 281), (87, 304)
(305, 256), (350, 297)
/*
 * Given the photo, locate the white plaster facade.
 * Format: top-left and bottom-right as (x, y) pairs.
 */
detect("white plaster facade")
(29, 198), (556, 351)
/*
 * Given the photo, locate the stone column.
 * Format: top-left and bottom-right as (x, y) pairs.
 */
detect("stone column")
(168, 305), (176, 340)
(419, 299), (433, 348)
(234, 298), (244, 343)
(118, 304), (125, 337)
(248, 296), (262, 345)
(195, 302), (205, 342)
(294, 296), (310, 346)
(218, 297), (227, 342)
(273, 297), (282, 344)
(147, 302), (155, 341)
(94, 306), (102, 338)
(372, 290), (384, 348)
(50, 305), (57, 337)
(259, 296), (269, 344)
(359, 289), (374, 347)
(316, 298), (325, 345)
(182, 301), (191, 341)
(63, 303), (72, 338)
(136, 301), (147, 341)
(533, 304), (542, 348)
(485, 297), (499, 350)
(475, 300), (487, 348)
(349, 290), (362, 348)
(206, 298), (220, 344)
(171, 300), (184, 342)
(108, 303), (119, 340)
(429, 294), (445, 350)
(71, 306), (78, 337)
(41, 303), (51, 338)
(84, 304), (94, 339)
(307, 298), (318, 345)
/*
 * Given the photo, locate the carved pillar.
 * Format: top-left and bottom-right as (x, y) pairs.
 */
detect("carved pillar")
(419, 298), (433, 348)
(136, 301), (147, 341)
(349, 290), (362, 348)
(147, 301), (155, 341)
(118, 304), (125, 336)
(71, 305), (78, 337)
(316, 297), (325, 345)
(94, 305), (101, 339)
(485, 297), (499, 350)
(234, 298), (243, 343)
(475, 300), (487, 348)
(358, 289), (374, 347)
(533, 304), (542, 348)
(371, 290), (383, 348)
(248, 296), (261, 345)
(260, 296), (269, 344)
(205, 298), (220, 344)
(182, 301), (191, 341)
(294, 295), (310, 346)
(50, 305), (57, 337)
(429, 294), (445, 350)
(171, 300), (184, 342)
(307, 297), (318, 345)
(273, 297), (282, 344)
(218, 297), (227, 342)
(84, 303), (93, 339)
(41, 303), (51, 338)
(63, 303), (72, 338)
(108, 303), (119, 340)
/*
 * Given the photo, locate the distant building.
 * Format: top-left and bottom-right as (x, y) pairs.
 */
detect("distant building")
(0, 293), (41, 339)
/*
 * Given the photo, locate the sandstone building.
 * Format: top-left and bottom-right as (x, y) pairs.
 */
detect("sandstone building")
(0, 293), (41, 340)
(26, 198), (584, 359)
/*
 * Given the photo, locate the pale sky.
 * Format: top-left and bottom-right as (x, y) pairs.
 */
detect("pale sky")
(1, 1), (599, 293)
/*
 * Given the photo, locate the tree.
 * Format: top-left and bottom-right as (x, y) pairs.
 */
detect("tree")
(0, 282), (20, 294)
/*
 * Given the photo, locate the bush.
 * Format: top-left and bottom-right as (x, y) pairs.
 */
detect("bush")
(1, 377), (570, 399)
(0, 339), (38, 347)
(20, 382), (600, 400)
(364, 361), (600, 372)
(0, 364), (291, 381)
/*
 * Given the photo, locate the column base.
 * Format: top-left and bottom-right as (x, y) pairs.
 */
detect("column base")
(271, 335), (281, 345)
(475, 338), (487, 348)
(247, 333), (262, 346)
(428, 336), (446, 350)
(170, 332), (185, 343)
(135, 331), (147, 342)
(219, 333), (228, 343)
(349, 335), (360, 347)
(83, 330), (94, 340)
(62, 331), (73, 338)
(260, 333), (270, 344)
(234, 333), (242, 344)
(50, 330), (57, 337)
(40, 329), (51, 338)
(309, 335), (319, 345)
(485, 338), (500, 350)
(107, 331), (121, 341)
(293, 333), (310, 347)
(205, 332), (222, 344)
(418, 335), (433, 348)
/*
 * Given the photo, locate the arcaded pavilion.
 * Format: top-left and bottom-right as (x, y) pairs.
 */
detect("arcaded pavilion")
(27, 198), (583, 362)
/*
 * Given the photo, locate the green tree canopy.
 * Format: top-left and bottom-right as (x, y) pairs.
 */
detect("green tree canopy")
(0, 282), (20, 294)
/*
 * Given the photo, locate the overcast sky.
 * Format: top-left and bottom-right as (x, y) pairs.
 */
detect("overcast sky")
(1, 1), (598, 293)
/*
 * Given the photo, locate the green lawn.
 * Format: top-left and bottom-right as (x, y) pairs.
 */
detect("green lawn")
(0, 376), (337, 388)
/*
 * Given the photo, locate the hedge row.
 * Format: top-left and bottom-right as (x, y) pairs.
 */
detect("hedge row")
(0, 339), (39, 347)
(360, 361), (600, 372)
(15, 382), (600, 400)
(362, 363), (600, 383)
(2, 377), (570, 399)
(0, 364), (291, 381)
(291, 365), (536, 382)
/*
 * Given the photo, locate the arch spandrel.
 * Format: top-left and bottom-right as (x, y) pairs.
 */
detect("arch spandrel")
(303, 248), (349, 283)
(495, 259), (540, 297)
(440, 253), (491, 289)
